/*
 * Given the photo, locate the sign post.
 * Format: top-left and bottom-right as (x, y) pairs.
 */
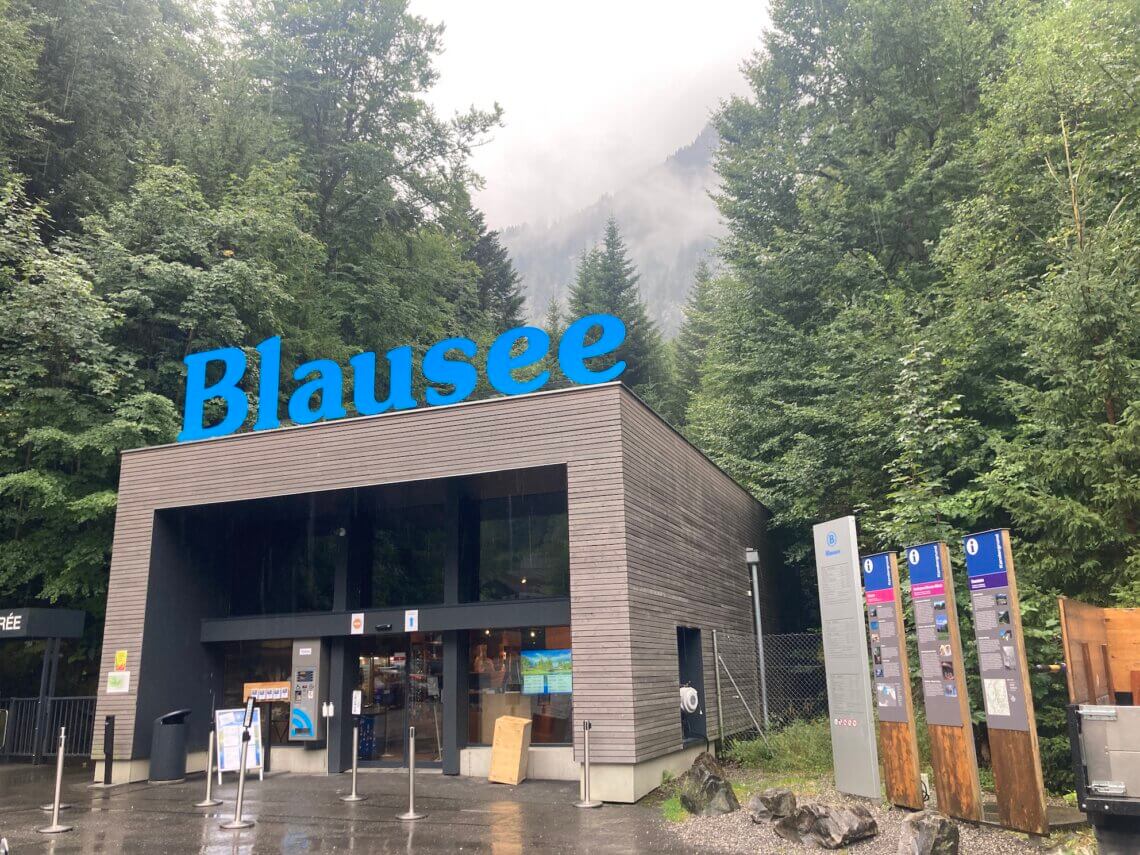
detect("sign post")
(904, 541), (982, 822)
(220, 699), (256, 830)
(812, 516), (880, 800)
(745, 548), (770, 729)
(963, 529), (1048, 834)
(862, 551), (923, 809)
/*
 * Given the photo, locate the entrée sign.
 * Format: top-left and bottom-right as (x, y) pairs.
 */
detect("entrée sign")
(178, 313), (625, 442)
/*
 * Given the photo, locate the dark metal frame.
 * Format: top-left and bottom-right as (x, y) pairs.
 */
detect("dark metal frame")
(200, 599), (571, 643)
(1068, 703), (1140, 819)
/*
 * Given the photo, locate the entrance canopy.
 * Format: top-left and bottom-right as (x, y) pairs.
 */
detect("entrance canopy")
(0, 607), (84, 640)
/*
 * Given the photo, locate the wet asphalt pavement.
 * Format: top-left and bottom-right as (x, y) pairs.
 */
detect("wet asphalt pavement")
(0, 764), (685, 853)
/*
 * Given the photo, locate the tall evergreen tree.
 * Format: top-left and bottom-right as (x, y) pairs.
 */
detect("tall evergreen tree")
(0, 0), (37, 172)
(230, 0), (500, 254)
(981, 126), (1140, 604)
(568, 218), (665, 396)
(465, 210), (525, 332)
(666, 259), (717, 427)
(15, 0), (212, 225)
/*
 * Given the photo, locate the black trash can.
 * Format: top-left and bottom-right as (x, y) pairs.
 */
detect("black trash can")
(149, 709), (191, 783)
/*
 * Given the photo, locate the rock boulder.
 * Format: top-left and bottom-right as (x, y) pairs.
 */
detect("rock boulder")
(773, 802), (879, 849)
(897, 811), (959, 855)
(748, 787), (797, 822)
(677, 752), (740, 817)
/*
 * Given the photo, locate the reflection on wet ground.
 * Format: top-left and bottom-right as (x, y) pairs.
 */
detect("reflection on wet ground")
(0, 763), (686, 853)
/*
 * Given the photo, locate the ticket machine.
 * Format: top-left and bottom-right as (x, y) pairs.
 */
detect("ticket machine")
(289, 639), (327, 741)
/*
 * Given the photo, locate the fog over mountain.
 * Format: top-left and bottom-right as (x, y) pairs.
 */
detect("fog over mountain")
(501, 125), (723, 336)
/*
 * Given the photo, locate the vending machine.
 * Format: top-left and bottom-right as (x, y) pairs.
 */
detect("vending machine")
(289, 639), (328, 741)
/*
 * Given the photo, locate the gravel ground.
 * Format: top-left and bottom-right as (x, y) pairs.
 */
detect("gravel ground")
(667, 781), (1088, 854)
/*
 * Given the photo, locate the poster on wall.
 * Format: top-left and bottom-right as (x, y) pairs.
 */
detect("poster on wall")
(905, 542), (962, 727)
(215, 707), (263, 778)
(813, 516), (881, 800)
(106, 671), (130, 694)
(963, 530), (1029, 731)
(520, 649), (572, 694)
(861, 553), (908, 723)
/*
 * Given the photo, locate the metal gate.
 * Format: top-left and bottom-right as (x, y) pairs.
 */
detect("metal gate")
(0, 696), (96, 760)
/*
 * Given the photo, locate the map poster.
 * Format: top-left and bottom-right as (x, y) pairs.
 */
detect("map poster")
(861, 552), (908, 724)
(963, 530), (1030, 732)
(215, 707), (263, 775)
(905, 542), (963, 728)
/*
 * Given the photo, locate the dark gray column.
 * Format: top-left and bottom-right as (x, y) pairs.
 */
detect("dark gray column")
(442, 630), (468, 775)
(134, 512), (225, 757)
(32, 640), (53, 764)
(326, 637), (354, 773)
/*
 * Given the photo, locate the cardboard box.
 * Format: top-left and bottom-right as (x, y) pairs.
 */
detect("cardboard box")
(488, 715), (532, 785)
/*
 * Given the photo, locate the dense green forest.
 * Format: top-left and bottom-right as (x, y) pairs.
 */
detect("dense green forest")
(0, 0), (1136, 788)
(0, 0), (528, 687)
(668, 0), (1139, 787)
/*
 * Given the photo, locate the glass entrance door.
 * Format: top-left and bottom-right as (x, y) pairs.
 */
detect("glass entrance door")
(356, 632), (442, 766)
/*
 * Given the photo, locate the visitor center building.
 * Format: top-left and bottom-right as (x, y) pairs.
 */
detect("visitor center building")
(92, 382), (778, 802)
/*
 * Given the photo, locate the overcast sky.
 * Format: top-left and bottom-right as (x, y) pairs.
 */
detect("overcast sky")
(410, 1), (769, 229)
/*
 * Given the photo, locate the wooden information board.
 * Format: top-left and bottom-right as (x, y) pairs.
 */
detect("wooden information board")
(963, 530), (1048, 835)
(904, 541), (982, 822)
(862, 551), (923, 810)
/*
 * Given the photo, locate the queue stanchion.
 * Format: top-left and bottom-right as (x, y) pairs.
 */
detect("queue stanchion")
(37, 727), (73, 834)
(341, 690), (367, 803)
(574, 720), (602, 808)
(40, 724), (72, 812)
(397, 726), (425, 820)
(220, 699), (255, 830)
(195, 723), (222, 808)
(340, 720), (367, 802)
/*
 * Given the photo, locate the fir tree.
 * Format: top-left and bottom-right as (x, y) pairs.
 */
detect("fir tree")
(465, 210), (526, 332)
(982, 124), (1140, 604)
(667, 259), (717, 426)
(568, 218), (664, 395)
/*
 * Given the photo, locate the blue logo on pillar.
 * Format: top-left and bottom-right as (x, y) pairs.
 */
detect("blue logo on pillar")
(290, 708), (313, 736)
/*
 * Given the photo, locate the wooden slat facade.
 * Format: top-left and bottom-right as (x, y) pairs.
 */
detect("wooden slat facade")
(93, 383), (773, 768)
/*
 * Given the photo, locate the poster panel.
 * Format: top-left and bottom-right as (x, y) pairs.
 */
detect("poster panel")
(906, 542), (962, 727)
(903, 540), (983, 823)
(813, 516), (881, 800)
(862, 550), (924, 810)
(215, 707), (263, 774)
(963, 530), (1028, 731)
(862, 552), (908, 723)
(963, 529), (1049, 835)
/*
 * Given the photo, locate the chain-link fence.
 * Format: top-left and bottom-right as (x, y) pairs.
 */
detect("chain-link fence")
(712, 630), (827, 752)
(710, 630), (763, 742)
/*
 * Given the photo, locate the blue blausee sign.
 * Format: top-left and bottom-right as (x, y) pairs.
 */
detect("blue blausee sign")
(177, 313), (626, 442)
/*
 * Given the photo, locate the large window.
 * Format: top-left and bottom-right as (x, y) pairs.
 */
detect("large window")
(365, 503), (447, 608)
(221, 640), (292, 707)
(228, 518), (339, 615)
(474, 492), (569, 601)
(467, 625), (572, 745)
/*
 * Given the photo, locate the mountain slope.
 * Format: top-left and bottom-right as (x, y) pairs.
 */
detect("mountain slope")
(501, 125), (723, 335)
